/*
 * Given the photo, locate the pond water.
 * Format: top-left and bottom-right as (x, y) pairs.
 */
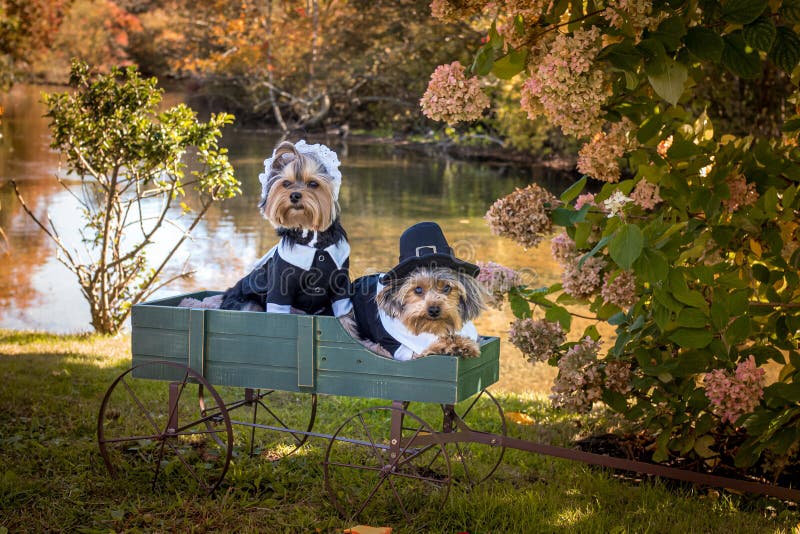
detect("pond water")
(0, 84), (578, 390)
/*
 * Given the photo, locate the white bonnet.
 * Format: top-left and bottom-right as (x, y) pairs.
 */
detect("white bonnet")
(257, 140), (342, 208)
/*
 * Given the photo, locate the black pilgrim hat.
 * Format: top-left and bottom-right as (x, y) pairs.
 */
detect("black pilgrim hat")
(382, 222), (480, 282)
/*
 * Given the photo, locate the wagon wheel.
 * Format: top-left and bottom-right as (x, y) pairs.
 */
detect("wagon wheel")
(199, 387), (317, 458)
(323, 405), (451, 523)
(98, 361), (233, 494)
(441, 388), (507, 488)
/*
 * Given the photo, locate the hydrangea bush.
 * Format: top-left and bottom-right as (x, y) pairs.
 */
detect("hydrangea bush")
(431, 0), (800, 472)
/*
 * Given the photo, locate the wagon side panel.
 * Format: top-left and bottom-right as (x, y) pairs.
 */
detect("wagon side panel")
(202, 310), (306, 392)
(131, 304), (191, 381)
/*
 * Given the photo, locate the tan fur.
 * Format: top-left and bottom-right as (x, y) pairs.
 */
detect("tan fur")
(420, 333), (480, 359)
(376, 266), (486, 359)
(263, 143), (336, 231)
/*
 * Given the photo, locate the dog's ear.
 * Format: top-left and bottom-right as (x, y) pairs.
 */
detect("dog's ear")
(271, 141), (298, 171)
(457, 273), (487, 322)
(376, 278), (405, 318)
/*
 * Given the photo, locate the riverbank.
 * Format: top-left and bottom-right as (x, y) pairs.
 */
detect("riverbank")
(2, 330), (797, 533)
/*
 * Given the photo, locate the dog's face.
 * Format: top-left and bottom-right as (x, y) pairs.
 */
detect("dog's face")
(262, 143), (337, 231)
(377, 267), (486, 336)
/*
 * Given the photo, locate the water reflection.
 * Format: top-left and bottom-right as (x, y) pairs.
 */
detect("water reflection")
(0, 84), (577, 390)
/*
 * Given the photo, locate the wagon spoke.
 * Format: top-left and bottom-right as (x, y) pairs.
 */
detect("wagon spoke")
(151, 439), (168, 491)
(458, 391), (483, 424)
(256, 400), (305, 445)
(384, 473), (412, 523)
(453, 441), (475, 485)
(358, 413), (386, 465)
(352, 475), (387, 520)
(99, 433), (163, 444)
(163, 438), (210, 493)
(120, 377), (161, 435)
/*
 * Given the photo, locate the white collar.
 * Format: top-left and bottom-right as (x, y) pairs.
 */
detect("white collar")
(252, 237), (349, 271)
(277, 237), (349, 270)
(375, 279), (478, 358)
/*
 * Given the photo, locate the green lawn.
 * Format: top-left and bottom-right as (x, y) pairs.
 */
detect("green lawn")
(1, 330), (798, 533)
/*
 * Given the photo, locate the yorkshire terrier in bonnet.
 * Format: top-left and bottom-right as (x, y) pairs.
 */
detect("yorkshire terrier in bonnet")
(350, 222), (486, 360)
(210, 140), (352, 317)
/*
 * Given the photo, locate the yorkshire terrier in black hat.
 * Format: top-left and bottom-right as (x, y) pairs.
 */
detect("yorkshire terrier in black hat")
(218, 140), (352, 317)
(350, 222), (486, 359)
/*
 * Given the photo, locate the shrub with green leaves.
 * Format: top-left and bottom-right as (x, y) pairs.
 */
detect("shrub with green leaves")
(425, 0), (800, 473)
(14, 60), (239, 334)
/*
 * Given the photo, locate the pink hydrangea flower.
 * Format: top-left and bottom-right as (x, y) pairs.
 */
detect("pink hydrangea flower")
(704, 355), (766, 424)
(603, 0), (660, 37)
(575, 193), (596, 210)
(551, 337), (603, 412)
(509, 318), (566, 363)
(562, 255), (606, 300)
(520, 27), (609, 138)
(421, 61), (490, 124)
(631, 180), (662, 210)
(550, 232), (578, 266)
(601, 270), (637, 308)
(577, 119), (637, 183)
(477, 261), (521, 310)
(604, 360), (632, 394)
(485, 184), (558, 248)
(722, 174), (758, 212)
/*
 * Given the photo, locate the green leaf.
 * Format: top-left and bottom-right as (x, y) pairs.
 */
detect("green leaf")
(560, 177), (587, 204)
(492, 47), (529, 79)
(721, 0), (768, 24)
(602, 389), (629, 412)
(693, 434), (717, 458)
(634, 248), (669, 284)
(782, 116), (800, 132)
(683, 27), (725, 62)
(780, 0), (800, 22)
(769, 26), (800, 73)
(648, 59), (688, 106)
(669, 270), (708, 309)
(601, 41), (644, 72)
(545, 305), (572, 329)
(638, 38), (669, 76)
(668, 328), (714, 348)
(677, 307), (708, 327)
(722, 32), (763, 79)
(471, 44), (495, 76)
(724, 315), (752, 345)
(609, 224), (644, 269)
(743, 17), (777, 52)
(509, 290), (532, 319)
(489, 23), (504, 50)
(551, 205), (590, 227)
(650, 17), (687, 51)
(766, 382), (800, 402)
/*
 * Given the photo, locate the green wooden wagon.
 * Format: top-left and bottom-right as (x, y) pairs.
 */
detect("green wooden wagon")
(98, 291), (505, 521)
(98, 292), (800, 522)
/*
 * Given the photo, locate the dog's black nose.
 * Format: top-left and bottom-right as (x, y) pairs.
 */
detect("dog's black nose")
(290, 192), (302, 203)
(427, 305), (441, 318)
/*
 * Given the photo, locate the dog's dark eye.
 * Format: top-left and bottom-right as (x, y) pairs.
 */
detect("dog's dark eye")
(442, 285), (451, 294)
(414, 286), (423, 295)
(282, 180), (292, 188)
(308, 181), (319, 188)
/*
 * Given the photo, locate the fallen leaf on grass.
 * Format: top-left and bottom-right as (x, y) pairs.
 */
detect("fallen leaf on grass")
(343, 526), (392, 534)
(505, 411), (535, 425)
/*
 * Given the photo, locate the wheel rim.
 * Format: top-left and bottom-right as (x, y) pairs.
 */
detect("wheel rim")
(323, 405), (451, 523)
(98, 361), (233, 494)
(199, 387), (317, 458)
(441, 389), (507, 487)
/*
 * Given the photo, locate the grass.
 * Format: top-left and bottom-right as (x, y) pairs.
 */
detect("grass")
(1, 329), (799, 533)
